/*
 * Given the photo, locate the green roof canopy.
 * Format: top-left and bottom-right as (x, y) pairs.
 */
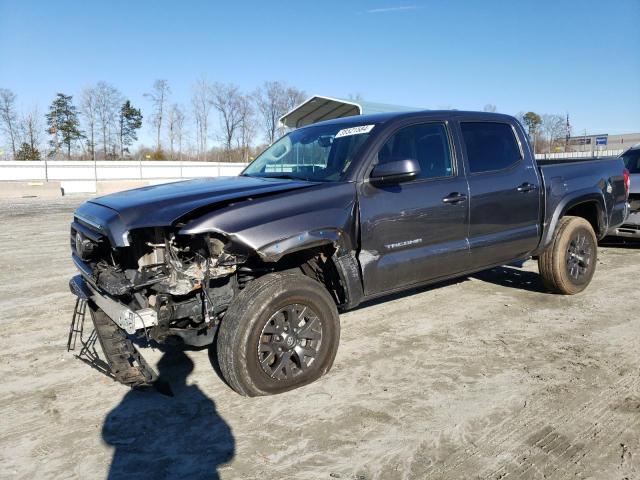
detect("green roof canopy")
(280, 95), (421, 129)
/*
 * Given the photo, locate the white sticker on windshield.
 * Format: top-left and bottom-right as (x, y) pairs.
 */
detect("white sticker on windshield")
(334, 124), (375, 138)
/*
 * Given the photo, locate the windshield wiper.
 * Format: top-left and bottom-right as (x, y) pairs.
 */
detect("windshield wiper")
(259, 174), (306, 181)
(246, 173), (332, 182)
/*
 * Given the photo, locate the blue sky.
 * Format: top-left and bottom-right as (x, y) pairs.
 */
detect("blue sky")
(1, 0), (638, 146)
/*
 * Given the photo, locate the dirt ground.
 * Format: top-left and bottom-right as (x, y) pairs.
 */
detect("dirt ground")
(0, 196), (638, 480)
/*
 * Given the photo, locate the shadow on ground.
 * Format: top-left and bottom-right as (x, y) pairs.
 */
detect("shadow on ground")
(599, 236), (640, 249)
(102, 350), (235, 479)
(472, 265), (547, 293)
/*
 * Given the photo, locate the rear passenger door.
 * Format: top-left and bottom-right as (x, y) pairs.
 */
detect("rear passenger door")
(458, 120), (541, 269)
(358, 121), (470, 295)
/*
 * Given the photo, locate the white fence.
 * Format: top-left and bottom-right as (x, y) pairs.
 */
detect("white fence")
(0, 160), (248, 181)
(0, 160), (249, 193)
(535, 149), (623, 160)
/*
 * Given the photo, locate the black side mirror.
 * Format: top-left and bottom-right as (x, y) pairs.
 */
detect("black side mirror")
(370, 158), (420, 184)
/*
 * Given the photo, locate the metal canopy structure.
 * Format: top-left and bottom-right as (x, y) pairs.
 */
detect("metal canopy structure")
(280, 95), (421, 129)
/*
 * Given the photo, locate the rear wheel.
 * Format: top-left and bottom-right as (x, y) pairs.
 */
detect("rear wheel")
(538, 216), (597, 295)
(216, 272), (340, 396)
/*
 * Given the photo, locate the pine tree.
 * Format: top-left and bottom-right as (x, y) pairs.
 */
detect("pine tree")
(118, 100), (142, 158)
(16, 142), (41, 161)
(46, 93), (83, 159)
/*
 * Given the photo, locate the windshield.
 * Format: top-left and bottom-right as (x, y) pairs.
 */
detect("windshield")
(622, 149), (640, 174)
(243, 122), (377, 182)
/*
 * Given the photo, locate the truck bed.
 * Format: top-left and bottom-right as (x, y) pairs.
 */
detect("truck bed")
(536, 156), (628, 251)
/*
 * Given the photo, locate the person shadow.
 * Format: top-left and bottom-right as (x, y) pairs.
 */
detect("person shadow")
(102, 349), (235, 479)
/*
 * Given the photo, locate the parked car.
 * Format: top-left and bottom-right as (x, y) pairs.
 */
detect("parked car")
(68, 111), (629, 396)
(610, 143), (639, 239)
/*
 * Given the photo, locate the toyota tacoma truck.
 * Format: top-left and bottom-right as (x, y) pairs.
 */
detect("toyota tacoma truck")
(68, 111), (630, 396)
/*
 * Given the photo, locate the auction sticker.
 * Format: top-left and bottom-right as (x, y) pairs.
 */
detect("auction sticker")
(335, 125), (375, 138)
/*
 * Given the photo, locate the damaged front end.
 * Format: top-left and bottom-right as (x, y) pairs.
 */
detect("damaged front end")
(70, 216), (247, 348)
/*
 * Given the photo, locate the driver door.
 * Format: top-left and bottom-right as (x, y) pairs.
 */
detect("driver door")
(357, 121), (470, 296)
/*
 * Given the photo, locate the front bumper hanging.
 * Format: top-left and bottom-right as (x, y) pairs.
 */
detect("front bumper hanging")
(68, 276), (158, 388)
(69, 275), (158, 334)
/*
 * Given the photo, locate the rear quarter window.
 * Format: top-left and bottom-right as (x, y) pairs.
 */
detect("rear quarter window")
(461, 122), (522, 174)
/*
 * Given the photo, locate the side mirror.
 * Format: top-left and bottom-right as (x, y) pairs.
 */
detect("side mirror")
(370, 158), (420, 184)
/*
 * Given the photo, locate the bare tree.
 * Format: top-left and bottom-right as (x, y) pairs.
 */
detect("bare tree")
(79, 86), (99, 160)
(174, 106), (187, 161)
(167, 103), (186, 160)
(144, 79), (171, 152)
(236, 94), (256, 162)
(95, 81), (122, 159)
(0, 88), (18, 158)
(278, 86), (306, 137)
(254, 81), (306, 144)
(483, 104), (497, 112)
(254, 81), (284, 145)
(191, 77), (212, 160)
(211, 83), (243, 158)
(541, 114), (565, 153)
(20, 105), (42, 156)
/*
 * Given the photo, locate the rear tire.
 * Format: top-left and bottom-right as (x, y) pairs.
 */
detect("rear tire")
(216, 272), (340, 396)
(538, 216), (597, 295)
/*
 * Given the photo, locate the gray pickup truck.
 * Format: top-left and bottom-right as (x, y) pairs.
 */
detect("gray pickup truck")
(69, 111), (629, 396)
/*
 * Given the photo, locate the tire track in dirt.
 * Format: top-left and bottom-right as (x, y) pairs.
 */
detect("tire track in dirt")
(421, 368), (640, 479)
(417, 312), (640, 479)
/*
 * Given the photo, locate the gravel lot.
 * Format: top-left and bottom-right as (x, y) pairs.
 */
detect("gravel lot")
(0, 196), (638, 480)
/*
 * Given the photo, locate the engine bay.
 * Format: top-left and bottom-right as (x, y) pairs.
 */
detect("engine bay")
(72, 223), (247, 345)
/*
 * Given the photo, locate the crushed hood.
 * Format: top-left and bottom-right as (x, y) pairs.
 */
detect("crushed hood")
(76, 176), (319, 246)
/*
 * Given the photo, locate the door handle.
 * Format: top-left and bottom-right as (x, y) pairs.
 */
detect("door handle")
(516, 182), (537, 193)
(442, 192), (468, 204)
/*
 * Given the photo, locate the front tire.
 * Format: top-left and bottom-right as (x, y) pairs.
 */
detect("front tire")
(538, 216), (598, 295)
(216, 272), (340, 396)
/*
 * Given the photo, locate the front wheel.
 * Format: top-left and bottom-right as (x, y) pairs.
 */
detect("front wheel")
(216, 272), (340, 396)
(538, 216), (598, 295)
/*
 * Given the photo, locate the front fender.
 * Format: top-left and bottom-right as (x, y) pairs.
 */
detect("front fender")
(178, 182), (359, 261)
(257, 228), (350, 262)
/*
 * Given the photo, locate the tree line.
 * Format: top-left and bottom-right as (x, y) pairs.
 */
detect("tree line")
(517, 111), (569, 154)
(0, 85), (572, 162)
(0, 79), (305, 162)
(482, 105), (571, 154)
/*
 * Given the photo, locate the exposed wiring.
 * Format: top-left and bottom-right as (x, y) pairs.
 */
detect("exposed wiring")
(134, 309), (152, 347)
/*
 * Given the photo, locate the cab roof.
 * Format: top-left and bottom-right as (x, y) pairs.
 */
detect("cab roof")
(297, 109), (518, 129)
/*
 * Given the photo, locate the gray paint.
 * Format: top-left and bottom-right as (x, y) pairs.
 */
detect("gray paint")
(71, 111), (628, 307)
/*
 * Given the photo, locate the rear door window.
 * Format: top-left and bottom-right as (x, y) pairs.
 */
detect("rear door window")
(460, 122), (522, 173)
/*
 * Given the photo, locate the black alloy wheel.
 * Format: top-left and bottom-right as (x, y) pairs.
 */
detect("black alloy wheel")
(566, 231), (594, 281)
(258, 304), (323, 380)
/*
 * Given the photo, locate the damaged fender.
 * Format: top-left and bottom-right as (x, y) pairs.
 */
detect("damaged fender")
(179, 182), (360, 260)
(178, 182), (365, 306)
